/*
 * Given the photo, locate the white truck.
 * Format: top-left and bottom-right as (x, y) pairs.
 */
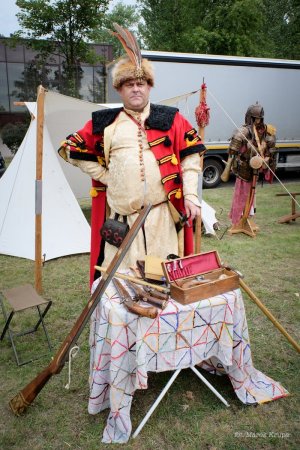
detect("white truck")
(107, 51), (300, 187)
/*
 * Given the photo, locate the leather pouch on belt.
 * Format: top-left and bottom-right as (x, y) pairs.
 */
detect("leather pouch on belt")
(100, 213), (129, 248)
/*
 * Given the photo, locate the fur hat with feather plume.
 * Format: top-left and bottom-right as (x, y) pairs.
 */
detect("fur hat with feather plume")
(110, 23), (154, 88)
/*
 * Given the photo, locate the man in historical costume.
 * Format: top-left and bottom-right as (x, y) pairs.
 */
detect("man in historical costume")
(228, 103), (277, 231)
(58, 24), (205, 286)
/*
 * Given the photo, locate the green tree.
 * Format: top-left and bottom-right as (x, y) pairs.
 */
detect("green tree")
(198, 0), (267, 56)
(285, 0), (300, 59)
(264, 0), (300, 59)
(1, 118), (31, 154)
(90, 1), (141, 58)
(137, 0), (299, 59)
(138, 0), (267, 56)
(137, 0), (190, 52)
(11, 61), (54, 102)
(13, 0), (110, 97)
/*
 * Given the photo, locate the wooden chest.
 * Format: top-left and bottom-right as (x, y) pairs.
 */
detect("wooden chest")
(162, 251), (240, 304)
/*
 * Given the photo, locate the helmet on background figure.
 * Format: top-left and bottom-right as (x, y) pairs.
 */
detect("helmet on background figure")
(245, 102), (264, 125)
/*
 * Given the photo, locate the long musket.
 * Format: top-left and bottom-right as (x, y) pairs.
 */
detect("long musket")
(9, 204), (152, 415)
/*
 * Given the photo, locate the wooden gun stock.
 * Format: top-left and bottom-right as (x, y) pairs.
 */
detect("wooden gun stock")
(10, 363), (56, 415)
(9, 204), (152, 416)
(221, 155), (234, 182)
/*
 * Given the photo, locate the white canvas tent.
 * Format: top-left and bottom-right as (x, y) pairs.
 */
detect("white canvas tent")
(0, 91), (106, 262)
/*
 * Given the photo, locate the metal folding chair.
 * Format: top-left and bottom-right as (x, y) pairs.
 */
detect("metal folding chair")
(132, 366), (230, 439)
(0, 284), (52, 365)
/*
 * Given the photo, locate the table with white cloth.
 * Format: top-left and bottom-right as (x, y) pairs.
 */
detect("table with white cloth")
(88, 278), (288, 444)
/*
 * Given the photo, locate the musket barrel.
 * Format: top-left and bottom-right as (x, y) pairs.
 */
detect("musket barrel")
(9, 205), (153, 415)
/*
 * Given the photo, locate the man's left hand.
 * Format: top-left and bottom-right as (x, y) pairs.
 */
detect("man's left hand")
(184, 198), (201, 225)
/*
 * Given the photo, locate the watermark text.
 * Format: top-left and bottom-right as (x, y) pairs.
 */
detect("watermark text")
(234, 431), (290, 439)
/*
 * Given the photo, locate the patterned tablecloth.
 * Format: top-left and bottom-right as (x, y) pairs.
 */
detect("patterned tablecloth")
(88, 278), (288, 444)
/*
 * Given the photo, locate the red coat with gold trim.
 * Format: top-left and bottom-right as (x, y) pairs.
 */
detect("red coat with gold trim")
(59, 104), (205, 285)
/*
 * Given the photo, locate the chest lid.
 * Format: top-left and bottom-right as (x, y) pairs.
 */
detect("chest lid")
(162, 251), (222, 283)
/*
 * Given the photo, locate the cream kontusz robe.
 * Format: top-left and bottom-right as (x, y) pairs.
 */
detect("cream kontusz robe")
(69, 103), (201, 269)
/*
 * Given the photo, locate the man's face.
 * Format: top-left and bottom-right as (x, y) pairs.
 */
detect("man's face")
(117, 79), (151, 112)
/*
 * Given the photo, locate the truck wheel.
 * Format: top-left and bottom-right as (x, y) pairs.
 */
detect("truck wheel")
(203, 158), (223, 188)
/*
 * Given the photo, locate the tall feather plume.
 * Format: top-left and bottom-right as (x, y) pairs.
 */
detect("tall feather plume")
(110, 23), (143, 77)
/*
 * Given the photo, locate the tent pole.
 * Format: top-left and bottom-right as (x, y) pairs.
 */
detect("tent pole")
(35, 85), (45, 294)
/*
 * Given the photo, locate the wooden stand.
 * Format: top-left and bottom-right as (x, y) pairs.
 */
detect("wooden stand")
(229, 172), (258, 238)
(276, 192), (300, 224)
(229, 217), (257, 237)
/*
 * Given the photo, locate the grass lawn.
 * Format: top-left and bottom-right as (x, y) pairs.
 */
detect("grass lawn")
(0, 181), (299, 450)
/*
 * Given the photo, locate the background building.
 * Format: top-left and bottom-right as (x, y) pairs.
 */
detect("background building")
(0, 38), (113, 129)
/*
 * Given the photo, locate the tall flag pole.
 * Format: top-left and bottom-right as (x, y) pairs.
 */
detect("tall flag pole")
(195, 79), (210, 253)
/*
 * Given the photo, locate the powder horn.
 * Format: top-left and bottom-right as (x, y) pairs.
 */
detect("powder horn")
(221, 154), (234, 182)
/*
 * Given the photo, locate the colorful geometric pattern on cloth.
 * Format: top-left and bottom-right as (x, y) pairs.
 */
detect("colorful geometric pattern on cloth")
(88, 277), (288, 444)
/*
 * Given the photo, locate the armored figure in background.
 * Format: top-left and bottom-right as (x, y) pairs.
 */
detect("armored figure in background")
(228, 103), (277, 229)
(230, 104), (277, 182)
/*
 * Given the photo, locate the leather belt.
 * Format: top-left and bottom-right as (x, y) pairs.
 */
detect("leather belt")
(131, 200), (167, 216)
